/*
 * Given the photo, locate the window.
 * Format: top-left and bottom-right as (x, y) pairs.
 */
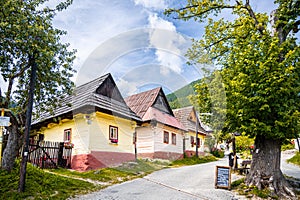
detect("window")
(64, 129), (72, 142)
(191, 136), (194, 147)
(109, 126), (118, 143)
(163, 131), (169, 144)
(172, 133), (176, 145)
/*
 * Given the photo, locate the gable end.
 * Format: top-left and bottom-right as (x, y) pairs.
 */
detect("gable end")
(152, 89), (174, 116)
(95, 75), (125, 103)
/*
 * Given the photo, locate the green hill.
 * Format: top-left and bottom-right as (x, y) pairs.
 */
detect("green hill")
(167, 79), (200, 109)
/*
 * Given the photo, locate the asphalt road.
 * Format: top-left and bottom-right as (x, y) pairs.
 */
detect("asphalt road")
(281, 150), (300, 179)
(70, 151), (300, 200)
(71, 158), (244, 200)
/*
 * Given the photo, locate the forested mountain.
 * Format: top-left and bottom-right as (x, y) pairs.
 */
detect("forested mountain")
(166, 79), (200, 109)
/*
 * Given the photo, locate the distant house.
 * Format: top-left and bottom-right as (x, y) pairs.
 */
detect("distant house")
(173, 106), (207, 157)
(32, 73), (141, 171)
(125, 87), (186, 160)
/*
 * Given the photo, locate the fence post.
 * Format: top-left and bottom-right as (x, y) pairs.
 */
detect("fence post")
(58, 142), (64, 167)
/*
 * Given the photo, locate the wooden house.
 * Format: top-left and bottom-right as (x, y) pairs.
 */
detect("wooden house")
(173, 106), (207, 157)
(125, 87), (186, 160)
(32, 73), (141, 171)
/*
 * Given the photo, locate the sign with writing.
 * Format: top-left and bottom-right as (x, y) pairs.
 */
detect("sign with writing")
(215, 166), (231, 189)
(0, 116), (10, 126)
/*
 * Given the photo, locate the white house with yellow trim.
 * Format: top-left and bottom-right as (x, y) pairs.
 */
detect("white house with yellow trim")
(125, 87), (187, 160)
(32, 73), (141, 171)
(173, 106), (207, 157)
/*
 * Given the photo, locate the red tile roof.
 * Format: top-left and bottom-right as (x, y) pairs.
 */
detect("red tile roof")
(124, 87), (161, 118)
(125, 87), (186, 131)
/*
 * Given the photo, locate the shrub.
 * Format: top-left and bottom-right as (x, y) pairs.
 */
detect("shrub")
(211, 148), (224, 158)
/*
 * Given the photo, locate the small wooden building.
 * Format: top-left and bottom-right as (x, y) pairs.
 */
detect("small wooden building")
(32, 73), (141, 171)
(125, 87), (186, 160)
(173, 106), (207, 157)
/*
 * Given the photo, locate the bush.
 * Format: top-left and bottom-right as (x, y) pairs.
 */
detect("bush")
(211, 148), (224, 158)
(281, 141), (295, 151)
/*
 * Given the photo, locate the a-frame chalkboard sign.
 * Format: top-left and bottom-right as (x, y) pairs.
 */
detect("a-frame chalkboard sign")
(215, 166), (231, 189)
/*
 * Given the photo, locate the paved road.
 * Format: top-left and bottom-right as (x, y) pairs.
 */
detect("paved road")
(71, 158), (244, 200)
(281, 150), (300, 179)
(71, 151), (300, 200)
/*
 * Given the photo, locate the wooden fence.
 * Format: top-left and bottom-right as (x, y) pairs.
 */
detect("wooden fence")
(28, 140), (72, 169)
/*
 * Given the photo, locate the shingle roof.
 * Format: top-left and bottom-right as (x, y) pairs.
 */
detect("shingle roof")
(124, 87), (161, 119)
(32, 73), (141, 125)
(173, 106), (207, 135)
(125, 87), (186, 131)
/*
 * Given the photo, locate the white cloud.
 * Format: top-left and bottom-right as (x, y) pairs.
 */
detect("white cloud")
(134, 0), (166, 10)
(117, 78), (139, 97)
(148, 13), (175, 31)
(148, 13), (186, 75)
(51, 0), (147, 74)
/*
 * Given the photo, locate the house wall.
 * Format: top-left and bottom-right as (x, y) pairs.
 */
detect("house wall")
(184, 131), (206, 157)
(137, 123), (184, 160)
(40, 116), (90, 155)
(136, 125), (155, 157)
(37, 111), (137, 171)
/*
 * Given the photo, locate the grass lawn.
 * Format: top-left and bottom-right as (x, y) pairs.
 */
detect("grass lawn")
(287, 151), (300, 166)
(0, 162), (98, 200)
(0, 155), (217, 199)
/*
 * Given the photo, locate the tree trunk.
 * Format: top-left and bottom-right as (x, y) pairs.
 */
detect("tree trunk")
(2, 114), (23, 172)
(246, 135), (296, 199)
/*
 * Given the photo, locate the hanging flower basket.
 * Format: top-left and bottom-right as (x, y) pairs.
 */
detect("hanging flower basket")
(64, 141), (74, 149)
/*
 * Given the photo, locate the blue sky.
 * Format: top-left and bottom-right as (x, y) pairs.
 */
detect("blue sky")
(0, 0), (278, 97)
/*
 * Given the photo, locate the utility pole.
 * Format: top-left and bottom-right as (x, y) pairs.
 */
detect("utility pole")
(0, 108), (4, 166)
(19, 54), (37, 192)
(195, 114), (199, 157)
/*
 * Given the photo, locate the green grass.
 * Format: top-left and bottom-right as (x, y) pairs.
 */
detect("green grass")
(170, 155), (217, 167)
(115, 159), (170, 174)
(231, 178), (273, 199)
(0, 156), (216, 199)
(287, 151), (300, 166)
(281, 142), (295, 151)
(0, 162), (98, 200)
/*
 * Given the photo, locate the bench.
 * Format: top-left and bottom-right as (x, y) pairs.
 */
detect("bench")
(235, 160), (252, 174)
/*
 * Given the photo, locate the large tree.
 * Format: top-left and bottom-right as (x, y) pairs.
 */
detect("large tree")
(189, 71), (230, 149)
(167, 0), (300, 198)
(0, 0), (76, 172)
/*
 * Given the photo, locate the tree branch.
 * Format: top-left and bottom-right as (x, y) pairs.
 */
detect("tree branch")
(204, 36), (235, 50)
(5, 78), (14, 108)
(292, 19), (300, 33)
(244, 0), (264, 35)
(169, 4), (235, 20)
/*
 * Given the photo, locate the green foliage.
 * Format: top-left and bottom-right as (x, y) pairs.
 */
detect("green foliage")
(0, 0), (76, 117)
(231, 178), (245, 188)
(190, 71), (227, 132)
(235, 134), (254, 153)
(281, 141), (295, 151)
(166, 79), (199, 109)
(204, 136), (216, 152)
(210, 148), (224, 158)
(170, 155), (217, 167)
(287, 152), (300, 166)
(166, 1), (300, 142)
(0, 162), (97, 200)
